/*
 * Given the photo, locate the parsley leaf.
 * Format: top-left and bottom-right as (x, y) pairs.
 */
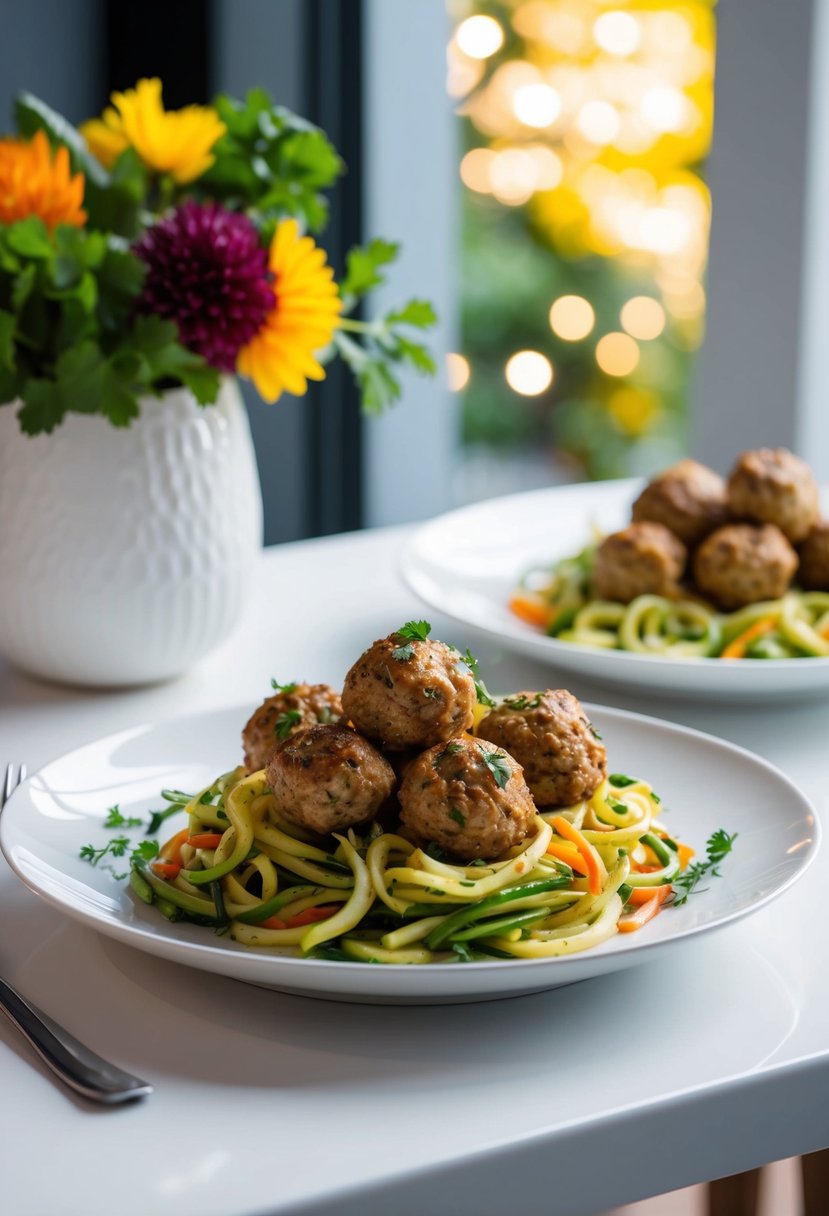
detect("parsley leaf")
(501, 692), (543, 711)
(275, 709), (302, 740)
(131, 839), (159, 867)
(391, 642), (415, 662)
(459, 648), (495, 708)
(609, 773), (637, 788)
(434, 742), (464, 767)
(672, 829), (737, 906)
(607, 797), (628, 815)
(104, 804), (142, 829)
(79, 835), (130, 866)
(479, 745), (511, 790)
(271, 678), (298, 693)
(448, 807), (466, 827)
(396, 620), (431, 641)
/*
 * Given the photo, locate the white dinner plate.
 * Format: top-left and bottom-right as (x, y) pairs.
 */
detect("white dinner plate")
(401, 479), (829, 700)
(0, 704), (818, 1005)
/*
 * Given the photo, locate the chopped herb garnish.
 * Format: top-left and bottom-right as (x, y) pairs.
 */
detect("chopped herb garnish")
(459, 648), (496, 708)
(469, 858), (487, 867)
(587, 721), (603, 740)
(651, 792), (662, 804)
(672, 829), (737, 906)
(609, 773), (637, 788)
(391, 642), (415, 662)
(423, 687), (440, 700)
(199, 790), (215, 805)
(501, 692), (543, 711)
(275, 709), (302, 740)
(425, 843), (449, 861)
(271, 679), (298, 693)
(459, 880), (476, 887)
(104, 805), (142, 829)
(131, 839), (159, 867)
(434, 742), (464, 767)
(448, 807), (466, 827)
(395, 620), (431, 641)
(607, 796), (628, 815)
(79, 836), (130, 866)
(479, 745), (511, 789)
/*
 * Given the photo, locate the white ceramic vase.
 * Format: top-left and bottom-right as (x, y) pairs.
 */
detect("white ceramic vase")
(0, 378), (263, 686)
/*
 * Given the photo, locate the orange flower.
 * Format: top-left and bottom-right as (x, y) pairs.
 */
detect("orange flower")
(237, 219), (342, 402)
(0, 130), (86, 230)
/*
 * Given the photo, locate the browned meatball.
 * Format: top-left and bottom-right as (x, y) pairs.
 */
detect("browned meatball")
(265, 724), (395, 836)
(341, 632), (476, 751)
(398, 737), (537, 862)
(727, 448), (819, 542)
(477, 690), (606, 809)
(592, 522), (687, 605)
(693, 523), (797, 610)
(798, 520), (829, 590)
(242, 683), (343, 772)
(632, 459), (728, 545)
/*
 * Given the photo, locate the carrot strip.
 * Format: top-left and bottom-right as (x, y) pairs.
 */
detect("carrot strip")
(151, 861), (181, 879)
(187, 832), (224, 849)
(625, 884), (672, 907)
(618, 894), (666, 932)
(260, 915), (287, 930)
(283, 905), (339, 928)
(546, 840), (589, 876)
(158, 827), (189, 866)
(677, 842), (695, 870)
(720, 616), (777, 660)
(551, 816), (602, 895)
(509, 594), (551, 630)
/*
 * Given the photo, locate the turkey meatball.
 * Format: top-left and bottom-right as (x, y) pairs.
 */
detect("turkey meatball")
(631, 459), (728, 545)
(693, 523), (797, 610)
(592, 522), (687, 604)
(727, 448), (819, 543)
(242, 682), (343, 772)
(342, 632), (476, 751)
(477, 689), (607, 809)
(265, 723), (395, 836)
(398, 737), (537, 862)
(798, 520), (829, 590)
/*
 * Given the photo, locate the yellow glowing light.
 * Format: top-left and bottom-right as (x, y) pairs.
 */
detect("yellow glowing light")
(456, 15), (504, 60)
(550, 295), (595, 341)
(505, 350), (554, 395)
(638, 207), (691, 254)
(577, 101), (621, 145)
(641, 86), (687, 133)
(607, 387), (660, 436)
(526, 144), (563, 189)
(489, 148), (540, 205)
(513, 83), (562, 129)
(460, 147), (495, 193)
(596, 332), (640, 377)
(620, 296), (666, 340)
(446, 352), (471, 392)
(593, 11), (642, 56)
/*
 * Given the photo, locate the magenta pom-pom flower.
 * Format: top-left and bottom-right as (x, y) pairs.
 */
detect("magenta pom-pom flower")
(134, 201), (274, 372)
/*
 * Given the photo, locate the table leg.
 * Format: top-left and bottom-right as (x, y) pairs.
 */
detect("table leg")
(707, 1168), (762, 1216)
(801, 1148), (829, 1215)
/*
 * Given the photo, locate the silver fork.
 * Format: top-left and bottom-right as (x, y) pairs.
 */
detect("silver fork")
(0, 763), (153, 1104)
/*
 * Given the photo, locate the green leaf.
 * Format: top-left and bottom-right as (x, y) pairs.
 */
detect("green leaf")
(121, 315), (220, 405)
(341, 239), (399, 300)
(18, 378), (65, 434)
(15, 91), (110, 188)
(387, 299), (438, 328)
(11, 264), (36, 312)
(356, 357), (401, 415)
(55, 342), (139, 426)
(7, 217), (53, 260)
(0, 311), (16, 371)
(396, 620), (431, 641)
(395, 336), (437, 376)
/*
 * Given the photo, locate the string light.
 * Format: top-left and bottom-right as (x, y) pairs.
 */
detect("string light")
(593, 11), (642, 56)
(620, 296), (666, 339)
(595, 332), (640, 376)
(505, 350), (554, 395)
(446, 353), (471, 391)
(456, 15), (505, 60)
(550, 295), (595, 341)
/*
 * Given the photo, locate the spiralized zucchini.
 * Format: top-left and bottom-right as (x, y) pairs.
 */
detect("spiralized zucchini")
(130, 769), (670, 964)
(511, 546), (829, 659)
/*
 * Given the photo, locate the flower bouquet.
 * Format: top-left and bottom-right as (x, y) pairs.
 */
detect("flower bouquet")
(0, 79), (436, 433)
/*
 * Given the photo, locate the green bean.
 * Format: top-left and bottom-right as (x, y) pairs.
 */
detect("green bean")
(450, 908), (551, 943)
(129, 867), (154, 904)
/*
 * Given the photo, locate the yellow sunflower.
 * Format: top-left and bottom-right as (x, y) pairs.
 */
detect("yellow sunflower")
(81, 78), (226, 185)
(0, 130), (85, 230)
(237, 219), (342, 402)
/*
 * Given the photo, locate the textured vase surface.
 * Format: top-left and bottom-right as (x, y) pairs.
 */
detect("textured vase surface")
(0, 379), (263, 686)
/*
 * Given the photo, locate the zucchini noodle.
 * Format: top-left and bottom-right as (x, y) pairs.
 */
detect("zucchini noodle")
(511, 544), (829, 659)
(129, 769), (673, 964)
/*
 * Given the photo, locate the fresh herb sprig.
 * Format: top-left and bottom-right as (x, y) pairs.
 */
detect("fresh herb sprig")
(672, 829), (737, 906)
(460, 648), (495, 708)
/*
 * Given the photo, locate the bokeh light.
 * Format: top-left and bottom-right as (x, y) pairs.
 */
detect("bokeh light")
(513, 83), (563, 128)
(593, 11), (642, 56)
(446, 352), (471, 392)
(456, 15), (504, 59)
(550, 295), (596, 341)
(595, 332), (640, 376)
(620, 296), (666, 340)
(505, 350), (554, 395)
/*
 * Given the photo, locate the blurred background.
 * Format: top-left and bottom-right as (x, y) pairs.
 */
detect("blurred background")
(3, 0), (827, 542)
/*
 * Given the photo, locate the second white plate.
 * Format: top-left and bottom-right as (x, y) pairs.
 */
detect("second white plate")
(401, 479), (829, 700)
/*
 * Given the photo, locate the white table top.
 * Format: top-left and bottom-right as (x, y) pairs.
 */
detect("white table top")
(1, 525), (828, 1216)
